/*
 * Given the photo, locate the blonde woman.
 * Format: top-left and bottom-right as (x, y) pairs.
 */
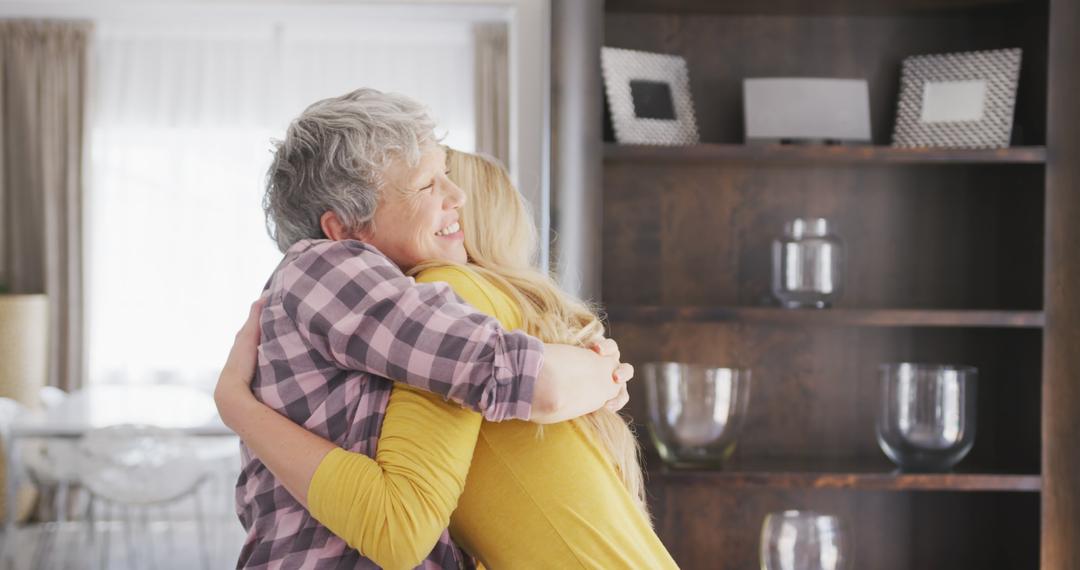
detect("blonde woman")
(216, 149), (677, 569)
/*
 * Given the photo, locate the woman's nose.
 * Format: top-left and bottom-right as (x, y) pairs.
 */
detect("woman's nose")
(444, 178), (466, 209)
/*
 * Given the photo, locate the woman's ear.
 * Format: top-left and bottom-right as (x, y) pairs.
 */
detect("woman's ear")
(320, 211), (350, 241)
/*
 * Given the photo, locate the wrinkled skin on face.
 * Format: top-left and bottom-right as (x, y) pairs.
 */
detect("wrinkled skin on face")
(360, 146), (468, 270)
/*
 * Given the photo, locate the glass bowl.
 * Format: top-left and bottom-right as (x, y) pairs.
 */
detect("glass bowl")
(876, 363), (977, 472)
(643, 362), (751, 467)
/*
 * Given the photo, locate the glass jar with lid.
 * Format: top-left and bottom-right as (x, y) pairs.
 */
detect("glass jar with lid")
(772, 218), (845, 309)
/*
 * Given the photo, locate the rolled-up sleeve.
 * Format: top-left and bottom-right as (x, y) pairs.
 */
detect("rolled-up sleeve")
(279, 240), (543, 421)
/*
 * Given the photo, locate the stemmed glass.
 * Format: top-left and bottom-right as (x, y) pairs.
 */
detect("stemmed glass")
(760, 511), (850, 570)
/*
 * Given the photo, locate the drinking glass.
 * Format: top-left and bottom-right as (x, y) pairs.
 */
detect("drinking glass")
(876, 363), (977, 472)
(760, 510), (850, 570)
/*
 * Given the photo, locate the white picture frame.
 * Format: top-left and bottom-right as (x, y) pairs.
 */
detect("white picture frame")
(601, 47), (699, 146)
(891, 48), (1022, 149)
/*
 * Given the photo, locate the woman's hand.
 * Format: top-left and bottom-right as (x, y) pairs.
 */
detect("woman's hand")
(531, 338), (634, 424)
(210, 297), (342, 509)
(604, 383), (631, 413)
(214, 298), (266, 429)
(587, 335), (632, 413)
(586, 335), (619, 359)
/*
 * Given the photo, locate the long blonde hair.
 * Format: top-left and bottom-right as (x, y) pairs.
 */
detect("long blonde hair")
(409, 148), (649, 519)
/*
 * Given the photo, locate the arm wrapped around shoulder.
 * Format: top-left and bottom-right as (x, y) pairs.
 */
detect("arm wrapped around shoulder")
(281, 240), (543, 421)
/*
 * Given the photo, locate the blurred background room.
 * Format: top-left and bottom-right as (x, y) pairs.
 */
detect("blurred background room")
(0, 1), (561, 567)
(2, 0), (1080, 569)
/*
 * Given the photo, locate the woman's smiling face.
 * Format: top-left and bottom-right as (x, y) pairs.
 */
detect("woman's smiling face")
(360, 145), (467, 270)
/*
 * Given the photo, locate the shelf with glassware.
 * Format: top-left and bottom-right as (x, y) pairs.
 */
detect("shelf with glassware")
(602, 161), (1044, 567)
(603, 143), (1048, 166)
(617, 216), (1036, 481)
(630, 355), (1036, 482)
(600, 2), (1057, 567)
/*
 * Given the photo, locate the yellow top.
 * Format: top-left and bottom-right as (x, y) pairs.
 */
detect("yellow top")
(308, 265), (677, 570)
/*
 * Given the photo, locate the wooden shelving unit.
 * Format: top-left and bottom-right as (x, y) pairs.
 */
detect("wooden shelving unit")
(599, 0), (1080, 567)
(604, 143), (1049, 165)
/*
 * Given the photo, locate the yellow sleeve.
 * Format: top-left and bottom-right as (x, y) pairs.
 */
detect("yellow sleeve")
(309, 387), (481, 569)
(306, 265), (511, 570)
(416, 265), (512, 326)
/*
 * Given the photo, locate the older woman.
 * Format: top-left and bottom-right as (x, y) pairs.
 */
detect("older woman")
(220, 89), (632, 569)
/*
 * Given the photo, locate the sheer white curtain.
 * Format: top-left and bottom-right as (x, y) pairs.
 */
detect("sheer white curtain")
(87, 13), (477, 389)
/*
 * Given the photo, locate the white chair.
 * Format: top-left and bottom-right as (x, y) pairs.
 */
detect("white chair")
(0, 397), (18, 568)
(190, 433), (241, 565)
(78, 425), (211, 570)
(37, 387), (65, 411)
(0, 396), (21, 437)
(0, 397), (31, 569)
(0, 398), (25, 494)
(23, 387), (81, 517)
(20, 387), (85, 570)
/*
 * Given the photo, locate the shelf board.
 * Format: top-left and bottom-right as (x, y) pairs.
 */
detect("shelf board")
(606, 0), (1027, 16)
(603, 143), (1047, 166)
(651, 460), (1041, 492)
(606, 306), (1045, 328)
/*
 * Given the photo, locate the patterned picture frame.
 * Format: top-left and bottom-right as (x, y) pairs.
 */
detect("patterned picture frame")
(601, 47), (699, 146)
(891, 48), (1022, 149)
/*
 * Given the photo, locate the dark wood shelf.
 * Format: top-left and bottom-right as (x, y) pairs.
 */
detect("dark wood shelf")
(600, 0), (1066, 566)
(606, 306), (1045, 328)
(651, 459), (1041, 492)
(603, 143), (1048, 166)
(607, 0), (1027, 16)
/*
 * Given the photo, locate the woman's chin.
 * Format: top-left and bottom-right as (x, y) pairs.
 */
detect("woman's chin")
(434, 234), (467, 263)
(449, 248), (468, 264)
(446, 246), (468, 264)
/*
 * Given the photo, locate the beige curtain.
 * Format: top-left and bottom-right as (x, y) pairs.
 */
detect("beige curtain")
(0, 20), (89, 392)
(474, 22), (510, 167)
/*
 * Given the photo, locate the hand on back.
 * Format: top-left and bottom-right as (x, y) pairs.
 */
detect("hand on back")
(214, 297), (266, 427)
(531, 336), (634, 424)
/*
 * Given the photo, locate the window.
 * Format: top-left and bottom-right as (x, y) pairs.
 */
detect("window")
(86, 7), (486, 389)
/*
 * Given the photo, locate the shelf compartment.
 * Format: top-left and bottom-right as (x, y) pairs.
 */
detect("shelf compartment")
(651, 459), (1041, 492)
(606, 306), (1046, 328)
(647, 481), (1040, 569)
(603, 143), (1048, 165)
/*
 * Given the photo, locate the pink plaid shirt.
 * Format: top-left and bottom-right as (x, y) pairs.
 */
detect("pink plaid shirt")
(235, 239), (543, 569)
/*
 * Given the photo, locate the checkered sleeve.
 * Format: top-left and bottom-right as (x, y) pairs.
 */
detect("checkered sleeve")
(279, 240), (542, 422)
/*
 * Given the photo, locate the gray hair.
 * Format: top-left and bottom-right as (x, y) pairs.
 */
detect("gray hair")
(263, 88), (438, 252)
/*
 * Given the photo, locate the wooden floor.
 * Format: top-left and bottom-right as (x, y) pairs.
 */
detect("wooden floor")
(2, 462), (246, 569)
(4, 516), (246, 570)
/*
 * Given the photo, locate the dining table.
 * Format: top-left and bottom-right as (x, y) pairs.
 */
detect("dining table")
(0, 384), (234, 568)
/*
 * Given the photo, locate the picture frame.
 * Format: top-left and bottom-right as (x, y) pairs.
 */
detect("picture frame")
(601, 47), (699, 146)
(743, 78), (872, 145)
(891, 48), (1022, 149)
